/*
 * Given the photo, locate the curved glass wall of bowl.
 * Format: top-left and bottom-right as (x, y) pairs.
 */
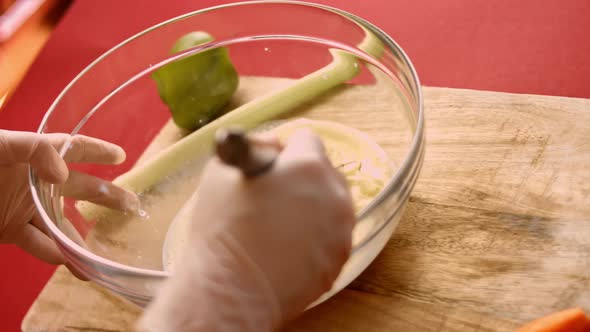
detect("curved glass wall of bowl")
(30, 1), (424, 307)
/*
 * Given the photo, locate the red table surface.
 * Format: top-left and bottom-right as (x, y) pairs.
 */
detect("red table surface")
(1, 0), (589, 330)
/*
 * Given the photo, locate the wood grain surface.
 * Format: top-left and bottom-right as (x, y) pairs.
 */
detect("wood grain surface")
(21, 78), (590, 331)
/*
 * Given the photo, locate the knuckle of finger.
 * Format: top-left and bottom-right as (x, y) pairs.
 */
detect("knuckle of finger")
(36, 137), (53, 157)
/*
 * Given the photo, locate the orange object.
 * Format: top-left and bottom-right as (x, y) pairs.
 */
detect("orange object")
(517, 308), (590, 332)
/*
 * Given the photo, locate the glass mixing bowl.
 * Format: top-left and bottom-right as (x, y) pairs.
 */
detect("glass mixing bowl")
(30, 1), (424, 307)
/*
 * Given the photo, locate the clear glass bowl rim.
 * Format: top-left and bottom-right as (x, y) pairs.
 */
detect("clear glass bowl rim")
(29, 0), (425, 278)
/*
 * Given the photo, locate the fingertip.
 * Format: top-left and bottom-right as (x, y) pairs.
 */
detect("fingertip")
(63, 171), (140, 213)
(85, 136), (127, 165)
(123, 189), (140, 213)
(66, 135), (127, 165)
(93, 139), (127, 165)
(112, 144), (127, 165)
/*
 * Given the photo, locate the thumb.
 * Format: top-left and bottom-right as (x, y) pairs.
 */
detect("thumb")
(0, 130), (69, 183)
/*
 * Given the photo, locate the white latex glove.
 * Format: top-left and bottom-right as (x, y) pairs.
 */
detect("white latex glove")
(137, 129), (356, 332)
(0, 129), (138, 264)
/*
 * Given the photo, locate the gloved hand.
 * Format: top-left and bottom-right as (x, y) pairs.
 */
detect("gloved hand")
(137, 129), (356, 332)
(0, 130), (138, 264)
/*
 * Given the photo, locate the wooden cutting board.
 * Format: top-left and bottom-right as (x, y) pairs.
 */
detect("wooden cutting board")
(21, 78), (590, 331)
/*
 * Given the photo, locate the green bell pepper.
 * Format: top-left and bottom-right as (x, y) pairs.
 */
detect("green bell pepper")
(152, 31), (239, 131)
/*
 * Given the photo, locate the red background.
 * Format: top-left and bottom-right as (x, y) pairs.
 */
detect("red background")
(1, 0), (589, 330)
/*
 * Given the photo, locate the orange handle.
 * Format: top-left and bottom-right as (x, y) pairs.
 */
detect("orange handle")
(517, 308), (590, 332)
